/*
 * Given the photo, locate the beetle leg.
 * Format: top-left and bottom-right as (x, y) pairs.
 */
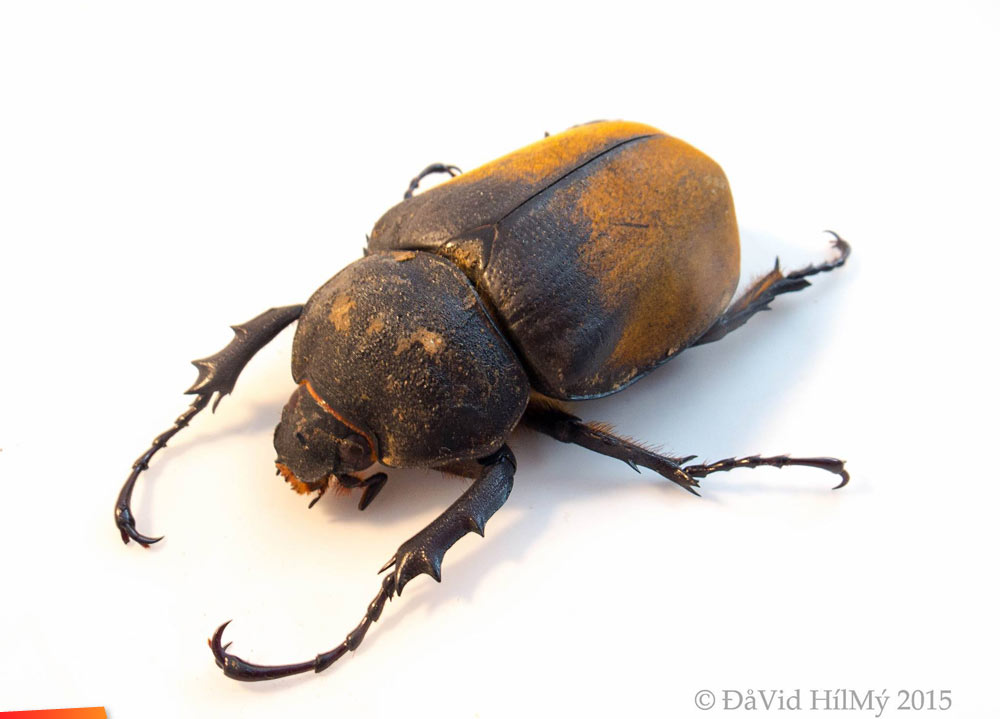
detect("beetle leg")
(695, 233), (850, 346)
(380, 446), (516, 595)
(403, 163), (461, 200)
(522, 399), (700, 494)
(683, 454), (850, 489)
(183, 305), (305, 406)
(522, 400), (848, 491)
(210, 573), (397, 681)
(115, 304), (304, 546)
(208, 447), (515, 682)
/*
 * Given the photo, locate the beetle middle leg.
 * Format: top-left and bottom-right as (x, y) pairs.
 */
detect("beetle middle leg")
(523, 398), (700, 494)
(210, 446), (516, 681)
(684, 454), (849, 489)
(115, 304), (304, 546)
(524, 399), (848, 490)
(695, 233), (850, 346)
(403, 163), (461, 200)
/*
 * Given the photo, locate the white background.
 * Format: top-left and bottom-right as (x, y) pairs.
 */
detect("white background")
(1, 2), (998, 717)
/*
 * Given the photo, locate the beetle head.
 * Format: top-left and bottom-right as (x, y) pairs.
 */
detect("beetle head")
(273, 383), (375, 496)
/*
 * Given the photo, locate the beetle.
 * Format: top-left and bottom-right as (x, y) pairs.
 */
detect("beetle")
(115, 120), (850, 681)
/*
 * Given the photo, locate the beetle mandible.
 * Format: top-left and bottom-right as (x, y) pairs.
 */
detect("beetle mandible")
(115, 120), (850, 681)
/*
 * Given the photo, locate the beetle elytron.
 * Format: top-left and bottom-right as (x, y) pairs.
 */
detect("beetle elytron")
(115, 120), (850, 681)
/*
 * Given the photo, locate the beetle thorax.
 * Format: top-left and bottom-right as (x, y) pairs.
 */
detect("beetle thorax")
(287, 251), (529, 469)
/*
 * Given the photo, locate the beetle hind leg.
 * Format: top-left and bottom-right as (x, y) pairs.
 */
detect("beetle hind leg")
(695, 232), (850, 346)
(115, 304), (304, 546)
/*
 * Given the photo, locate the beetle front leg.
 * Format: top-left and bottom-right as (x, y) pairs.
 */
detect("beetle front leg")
(381, 445), (516, 594)
(115, 304), (304, 546)
(209, 446), (516, 681)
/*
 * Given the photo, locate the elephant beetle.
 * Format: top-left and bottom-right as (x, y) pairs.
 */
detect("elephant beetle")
(115, 120), (850, 682)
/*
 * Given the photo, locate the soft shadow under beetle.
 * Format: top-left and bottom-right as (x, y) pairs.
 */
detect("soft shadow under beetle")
(115, 120), (850, 681)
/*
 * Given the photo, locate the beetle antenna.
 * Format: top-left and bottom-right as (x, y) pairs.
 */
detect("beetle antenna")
(210, 572), (397, 681)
